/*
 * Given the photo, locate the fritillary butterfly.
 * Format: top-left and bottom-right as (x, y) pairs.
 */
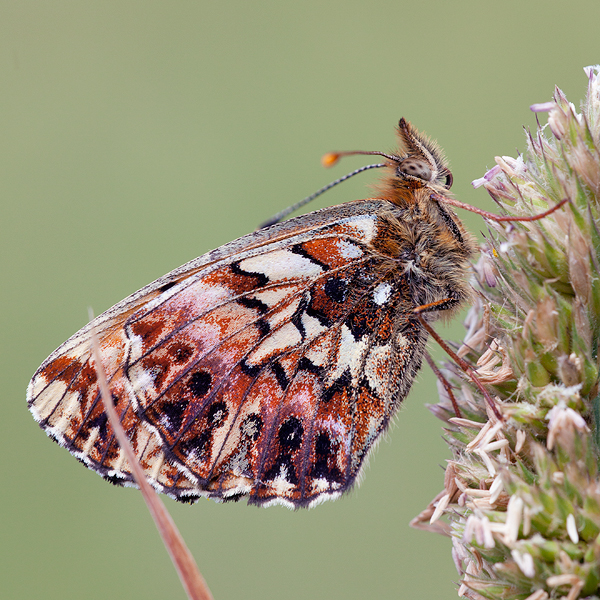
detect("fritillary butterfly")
(27, 119), (476, 508)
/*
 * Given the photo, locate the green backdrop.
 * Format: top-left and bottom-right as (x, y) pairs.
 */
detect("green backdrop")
(2, 2), (599, 599)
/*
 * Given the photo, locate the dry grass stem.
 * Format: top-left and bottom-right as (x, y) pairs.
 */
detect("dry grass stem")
(89, 313), (214, 600)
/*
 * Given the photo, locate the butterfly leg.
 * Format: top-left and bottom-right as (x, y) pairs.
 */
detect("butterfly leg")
(431, 192), (569, 223)
(414, 300), (503, 422)
(424, 352), (462, 418)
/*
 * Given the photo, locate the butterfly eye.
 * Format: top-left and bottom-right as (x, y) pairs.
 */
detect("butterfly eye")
(397, 157), (433, 182)
(444, 171), (453, 189)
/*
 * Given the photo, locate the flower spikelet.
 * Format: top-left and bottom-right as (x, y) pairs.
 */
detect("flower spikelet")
(418, 66), (600, 600)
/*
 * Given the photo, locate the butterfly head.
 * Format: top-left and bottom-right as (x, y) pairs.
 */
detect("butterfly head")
(389, 117), (453, 192)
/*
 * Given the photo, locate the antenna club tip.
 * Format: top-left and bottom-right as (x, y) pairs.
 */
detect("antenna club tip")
(321, 152), (340, 168)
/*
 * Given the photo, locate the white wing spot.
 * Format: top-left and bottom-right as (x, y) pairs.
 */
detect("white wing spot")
(269, 466), (296, 496)
(251, 286), (301, 309)
(373, 282), (392, 305)
(396, 332), (409, 348)
(328, 324), (369, 387)
(304, 333), (335, 367)
(336, 239), (363, 259)
(340, 215), (377, 241)
(82, 426), (100, 455)
(247, 322), (303, 365)
(239, 250), (323, 281)
(48, 389), (82, 433)
(300, 312), (328, 340)
(29, 378), (68, 421)
(364, 344), (392, 394)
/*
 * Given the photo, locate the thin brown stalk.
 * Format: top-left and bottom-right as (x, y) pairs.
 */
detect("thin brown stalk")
(89, 311), (214, 600)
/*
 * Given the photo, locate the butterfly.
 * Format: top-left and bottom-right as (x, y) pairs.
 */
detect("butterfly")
(27, 118), (477, 508)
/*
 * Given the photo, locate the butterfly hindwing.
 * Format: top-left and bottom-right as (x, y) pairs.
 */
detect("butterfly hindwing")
(28, 200), (428, 507)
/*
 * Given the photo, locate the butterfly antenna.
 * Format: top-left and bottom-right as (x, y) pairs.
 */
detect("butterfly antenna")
(259, 159), (387, 229)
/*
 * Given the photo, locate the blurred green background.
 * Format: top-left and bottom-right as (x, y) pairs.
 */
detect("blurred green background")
(2, 2), (599, 599)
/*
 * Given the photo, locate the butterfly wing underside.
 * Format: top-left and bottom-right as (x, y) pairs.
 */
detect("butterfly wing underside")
(28, 200), (427, 508)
